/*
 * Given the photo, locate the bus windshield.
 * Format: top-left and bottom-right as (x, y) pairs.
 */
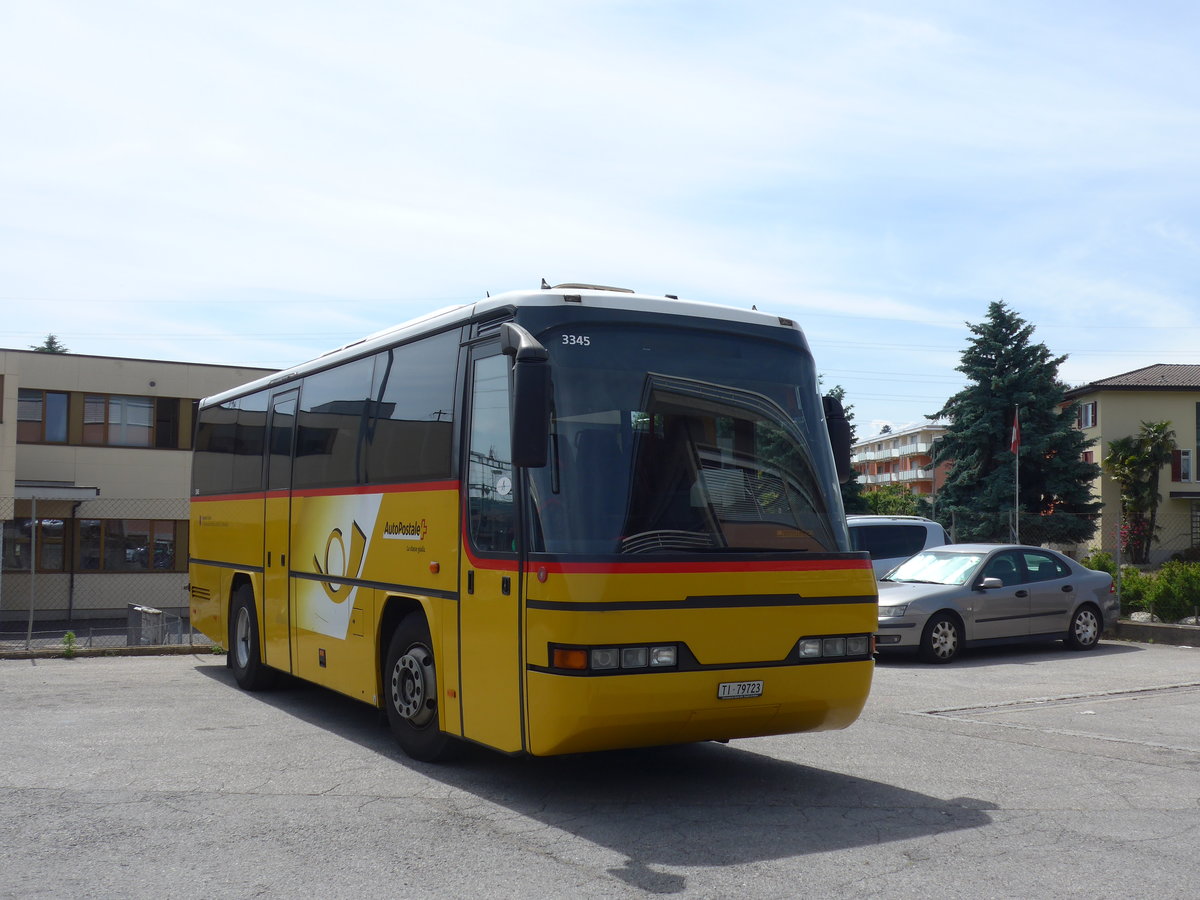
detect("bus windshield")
(526, 323), (844, 556)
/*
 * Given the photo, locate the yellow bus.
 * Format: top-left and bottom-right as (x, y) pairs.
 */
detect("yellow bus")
(189, 284), (877, 760)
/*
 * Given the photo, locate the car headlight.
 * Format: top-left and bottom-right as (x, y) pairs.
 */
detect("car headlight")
(878, 604), (909, 617)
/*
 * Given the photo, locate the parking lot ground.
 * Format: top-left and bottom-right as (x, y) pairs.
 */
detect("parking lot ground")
(2, 639), (1199, 899)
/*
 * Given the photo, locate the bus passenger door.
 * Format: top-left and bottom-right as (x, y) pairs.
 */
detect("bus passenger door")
(262, 389), (297, 672)
(458, 350), (525, 752)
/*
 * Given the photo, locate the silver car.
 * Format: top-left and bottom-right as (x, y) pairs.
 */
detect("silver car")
(875, 544), (1118, 663)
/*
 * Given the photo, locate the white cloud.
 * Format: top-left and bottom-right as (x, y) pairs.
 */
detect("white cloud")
(2, 1), (1198, 426)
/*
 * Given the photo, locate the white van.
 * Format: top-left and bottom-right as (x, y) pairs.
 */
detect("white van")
(847, 515), (950, 577)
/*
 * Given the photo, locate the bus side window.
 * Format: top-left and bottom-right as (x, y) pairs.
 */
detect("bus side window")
(467, 354), (515, 554)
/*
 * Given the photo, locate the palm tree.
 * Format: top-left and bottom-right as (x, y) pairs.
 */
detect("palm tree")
(1102, 422), (1177, 564)
(1140, 420), (1177, 559)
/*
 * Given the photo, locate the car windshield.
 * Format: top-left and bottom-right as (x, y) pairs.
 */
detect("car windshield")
(523, 321), (845, 556)
(884, 550), (986, 585)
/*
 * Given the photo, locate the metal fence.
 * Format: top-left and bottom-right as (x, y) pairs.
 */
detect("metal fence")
(0, 607), (218, 653)
(940, 510), (1200, 564)
(1, 495), (201, 647)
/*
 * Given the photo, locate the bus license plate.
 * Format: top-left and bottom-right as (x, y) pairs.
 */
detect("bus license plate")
(717, 680), (763, 699)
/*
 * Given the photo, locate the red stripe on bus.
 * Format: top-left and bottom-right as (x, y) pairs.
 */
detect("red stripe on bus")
(192, 480), (460, 503)
(533, 558), (873, 575)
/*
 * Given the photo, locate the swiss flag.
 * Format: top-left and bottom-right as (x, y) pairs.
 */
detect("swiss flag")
(1010, 409), (1021, 454)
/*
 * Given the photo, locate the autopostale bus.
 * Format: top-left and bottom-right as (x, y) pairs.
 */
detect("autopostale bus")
(189, 284), (877, 760)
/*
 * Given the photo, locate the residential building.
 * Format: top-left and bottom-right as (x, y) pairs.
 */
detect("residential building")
(851, 422), (950, 498)
(1065, 364), (1200, 563)
(1, 348), (274, 625)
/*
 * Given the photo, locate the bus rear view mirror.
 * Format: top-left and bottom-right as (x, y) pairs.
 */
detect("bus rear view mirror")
(501, 322), (551, 468)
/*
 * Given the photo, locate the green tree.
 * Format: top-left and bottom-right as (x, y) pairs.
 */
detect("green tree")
(825, 384), (869, 513)
(865, 483), (924, 516)
(30, 334), (69, 353)
(1102, 421), (1177, 564)
(930, 301), (1100, 543)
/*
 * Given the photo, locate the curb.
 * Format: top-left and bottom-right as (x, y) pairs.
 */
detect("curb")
(1111, 620), (1200, 648)
(0, 645), (224, 661)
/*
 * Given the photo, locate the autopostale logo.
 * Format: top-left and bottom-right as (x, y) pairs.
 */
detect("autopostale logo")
(383, 518), (427, 541)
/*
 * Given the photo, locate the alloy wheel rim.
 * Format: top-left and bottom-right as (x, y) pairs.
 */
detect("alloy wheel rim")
(235, 607), (251, 668)
(931, 621), (957, 658)
(1075, 611), (1098, 645)
(391, 645), (436, 727)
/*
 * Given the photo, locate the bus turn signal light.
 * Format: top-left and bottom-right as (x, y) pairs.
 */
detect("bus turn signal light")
(552, 648), (589, 670)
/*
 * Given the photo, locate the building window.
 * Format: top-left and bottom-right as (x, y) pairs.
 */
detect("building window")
(1173, 449), (1193, 483)
(154, 398), (182, 449)
(1, 519), (66, 572)
(1082, 451), (1094, 464)
(1078, 401), (1098, 429)
(83, 395), (155, 447)
(17, 389), (69, 443)
(78, 519), (183, 571)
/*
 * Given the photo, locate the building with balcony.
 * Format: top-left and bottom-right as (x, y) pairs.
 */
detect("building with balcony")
(1065, 364), (1200, 563)
(851, 422), (950, 497)
(1, 348), (274, 625)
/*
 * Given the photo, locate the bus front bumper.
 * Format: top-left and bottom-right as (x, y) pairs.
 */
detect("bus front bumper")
(523, 659), (874, 756)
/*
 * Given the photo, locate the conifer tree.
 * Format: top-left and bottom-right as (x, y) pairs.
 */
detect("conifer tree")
(827, 384), (869, 513)
(30, 334), (69, 353)
(930, 301), (1100, 543)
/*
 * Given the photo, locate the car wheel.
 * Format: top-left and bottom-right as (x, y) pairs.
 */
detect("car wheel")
(1065, 605), (1102, 651)
(919, 613), (962, 664)
(384, 613), (457, 762)
(229, 584), (277, 690)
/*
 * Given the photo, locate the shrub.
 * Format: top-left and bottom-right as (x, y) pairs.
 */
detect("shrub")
(1144, 560), (1200, 623)
(1081, 550), (1117, 577)
(1116, 566), (1153, 616)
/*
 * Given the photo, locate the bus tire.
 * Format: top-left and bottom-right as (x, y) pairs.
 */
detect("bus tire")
(384, 613), (456, 762)
(229, 585), (276, 691)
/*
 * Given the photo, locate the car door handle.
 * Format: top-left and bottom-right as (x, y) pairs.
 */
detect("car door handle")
(1015, 590), (1028, 598)
(1061, 585), (1073, 592)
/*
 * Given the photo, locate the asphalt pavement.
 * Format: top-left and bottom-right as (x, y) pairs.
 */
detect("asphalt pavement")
(2, 638), (1198, 899)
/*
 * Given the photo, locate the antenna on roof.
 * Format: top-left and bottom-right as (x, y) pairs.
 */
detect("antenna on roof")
(540, 278), (551, 290)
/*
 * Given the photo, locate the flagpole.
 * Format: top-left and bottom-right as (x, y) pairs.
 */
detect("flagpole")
(1013, 407), (1020, 544)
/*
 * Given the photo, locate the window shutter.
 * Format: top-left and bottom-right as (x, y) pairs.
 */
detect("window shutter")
(1172, 450), (1182, 482)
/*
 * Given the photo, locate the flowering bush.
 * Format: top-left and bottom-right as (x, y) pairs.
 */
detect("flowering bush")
(1120, 516), (1153, 565)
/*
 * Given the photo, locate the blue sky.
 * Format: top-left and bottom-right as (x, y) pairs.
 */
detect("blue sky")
(3, 1), (1198, 436)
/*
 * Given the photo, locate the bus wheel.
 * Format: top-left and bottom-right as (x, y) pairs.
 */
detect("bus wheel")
(384, 614), (455, 762)
(229, 585), (276, 691)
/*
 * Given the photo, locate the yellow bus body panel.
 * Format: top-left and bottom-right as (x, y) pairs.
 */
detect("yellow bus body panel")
(526, 660), (873, 756)
(523, 563), (877, 756)
(286, 487), (459, 702)
(190, 495), (266, 646)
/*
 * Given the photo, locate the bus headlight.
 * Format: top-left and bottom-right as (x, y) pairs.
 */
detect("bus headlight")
(649, 646), (677, 667)
(797, 634), (873, 660)
(552, 643), (680, 673)
(591, 648), (620, 670)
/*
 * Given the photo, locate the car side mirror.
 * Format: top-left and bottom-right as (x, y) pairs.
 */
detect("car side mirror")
(979, 577), (1004, 590)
